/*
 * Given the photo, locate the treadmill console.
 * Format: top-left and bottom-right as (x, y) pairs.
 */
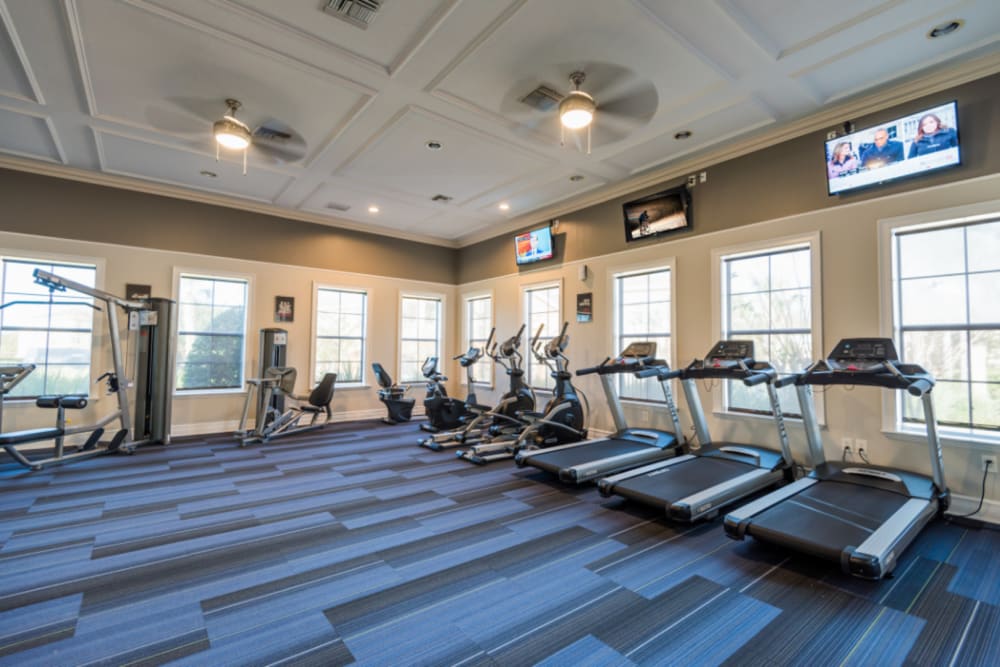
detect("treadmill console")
(421, 357), (439, 377)
(618, 341), (656, 361)
(828, 338), (898, 372)
(706, 340), (754, 364)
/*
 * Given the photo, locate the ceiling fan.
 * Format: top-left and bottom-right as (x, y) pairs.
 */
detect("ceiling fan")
(509, 63), (659, 153)
(146, 96), (308, 174)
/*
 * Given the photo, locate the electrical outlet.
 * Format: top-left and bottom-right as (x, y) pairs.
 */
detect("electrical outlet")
(841, 437), (854, 459)
(982, 455), (998, 473)
(855, 438), (869, 461)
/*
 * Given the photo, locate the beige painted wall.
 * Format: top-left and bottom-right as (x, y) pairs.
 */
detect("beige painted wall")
(460, 173), (1000, 507)
(0, 229), (455, 438)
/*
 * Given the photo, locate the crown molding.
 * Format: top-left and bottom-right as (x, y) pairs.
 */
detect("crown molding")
(0, 155), (461, 248)
(455, 51), (1000, 247)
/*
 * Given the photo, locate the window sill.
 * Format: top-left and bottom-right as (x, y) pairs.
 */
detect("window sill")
(883, 426), (1000, 451)
(712, 409), (810, 427)
(174, 388), (246, 398)
(337, 383), (370, 390)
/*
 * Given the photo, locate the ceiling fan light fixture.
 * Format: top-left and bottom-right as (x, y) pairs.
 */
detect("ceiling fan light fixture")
(559, 91), (595, 129)
(214, 116), (251, 150)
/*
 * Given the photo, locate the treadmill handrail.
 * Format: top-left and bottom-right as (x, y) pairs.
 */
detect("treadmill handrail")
(576, 357), (665, 376)
(795, 358), (934, 393)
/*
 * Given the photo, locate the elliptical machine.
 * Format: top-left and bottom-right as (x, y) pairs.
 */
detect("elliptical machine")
(372, 363), (414, 424)
(457, 321), (587, 464)
(420, 328), (494, 433)
(418, 325), (535, 451)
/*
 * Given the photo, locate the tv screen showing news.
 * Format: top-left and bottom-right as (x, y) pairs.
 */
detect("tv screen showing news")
(623, 185), (691, 243)
(826, 100), (960, 195)
(514, 225), (554, 265)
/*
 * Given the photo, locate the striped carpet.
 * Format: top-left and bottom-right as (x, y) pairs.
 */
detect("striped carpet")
(0, 420), (997, 666)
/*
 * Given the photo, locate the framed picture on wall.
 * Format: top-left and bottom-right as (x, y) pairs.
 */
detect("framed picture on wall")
(576, 292), (593, 323)
(275, 296), (294, 323)
(126, 283), (151, 300)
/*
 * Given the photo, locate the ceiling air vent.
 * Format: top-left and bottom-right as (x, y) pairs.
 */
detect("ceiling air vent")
(431, 194), (453, 203)
(520, 85), (562, 112)
(325, 201), (351, 212)
(323, 0), (382, 29)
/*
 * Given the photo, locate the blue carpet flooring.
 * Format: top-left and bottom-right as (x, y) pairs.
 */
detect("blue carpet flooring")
(0, 419), (997, 666)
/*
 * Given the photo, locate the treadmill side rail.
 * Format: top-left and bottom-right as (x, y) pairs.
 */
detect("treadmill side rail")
(561, 447), (679, 483)
(847, 497), (938, 579)
(671, 468), (782, 522)
(724, 477), (818, 539)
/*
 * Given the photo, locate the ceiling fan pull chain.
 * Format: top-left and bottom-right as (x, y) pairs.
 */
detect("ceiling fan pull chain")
(587, 125), (591, 155)
(242, 148), (247, 175)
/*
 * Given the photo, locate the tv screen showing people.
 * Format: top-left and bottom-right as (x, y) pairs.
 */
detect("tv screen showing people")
(514, 226), (554, 265)
(825, 100), (959, 195)
(622, 185), (691, 242)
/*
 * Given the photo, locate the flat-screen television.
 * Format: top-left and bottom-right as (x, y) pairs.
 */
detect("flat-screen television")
(515, 225), (554, 265)
(622, 185), (691, 243)
(825, 100), (960, 195)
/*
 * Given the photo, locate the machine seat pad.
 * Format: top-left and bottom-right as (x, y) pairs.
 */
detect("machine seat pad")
(36, 395), (88, 409)
(0, 427), (63, 446)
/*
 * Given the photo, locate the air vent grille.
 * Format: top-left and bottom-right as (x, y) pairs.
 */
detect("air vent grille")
(431, 194), (453, 203)
(520, 85), (562, 111)
(325, 202), (351, 212)
(323, 0), (382, 29)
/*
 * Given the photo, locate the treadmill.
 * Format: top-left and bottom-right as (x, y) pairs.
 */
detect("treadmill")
(515, 342), (684, 484)
(724, 338), (949, 580)
(598, 341), (795, 522)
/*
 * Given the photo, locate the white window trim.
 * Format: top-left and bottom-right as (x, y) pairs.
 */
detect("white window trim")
(710, 231), (824, 423)
(608, 256), (677, 405)
(398, 289), (447, 385)
(311, 281), (370, 390)
(877, 198), (1000, 447)
(172, 266), (253, 397)
(0, 249), (106, 401)
(460, 288), (494, 390)
(520, 278), (563, 393)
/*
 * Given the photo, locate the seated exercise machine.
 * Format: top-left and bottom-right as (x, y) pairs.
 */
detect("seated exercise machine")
(419, 325), (535, 451)
(598, 340), (795, 522)
(372, 362), (414, 424)
(516, 341), (684, 484)
(457, 321), (587, 464)
(420, 327), (494, 433)
(724, 338), (949, 579)
(236, 368), (337, 446)
(0, 269), (155, 470)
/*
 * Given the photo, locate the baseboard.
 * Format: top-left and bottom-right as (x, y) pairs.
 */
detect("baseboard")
(945, 494), (1000, 526)
(169, 407), (428, 439)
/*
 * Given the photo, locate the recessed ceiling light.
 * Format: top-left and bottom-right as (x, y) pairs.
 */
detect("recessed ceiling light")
(368, 205), (380, 213)
(499, 203), (510, 211)
(425, 140), (443, 150)
(928, 19), (963, 38)
(674, 130), (692, 140)
(199, 170), (217, 178)
(569, 175), (584, 182)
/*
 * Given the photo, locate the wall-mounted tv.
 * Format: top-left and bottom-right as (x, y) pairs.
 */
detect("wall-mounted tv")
(826, 100), (960, 196)
(515, 225), (554, 265)
(622, 185), (691, 243)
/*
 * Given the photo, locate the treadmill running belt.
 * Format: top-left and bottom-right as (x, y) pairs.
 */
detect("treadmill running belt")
(525, 439), (654, 472)
(614, 457), (755, 508)
(746, 481), (909, 561)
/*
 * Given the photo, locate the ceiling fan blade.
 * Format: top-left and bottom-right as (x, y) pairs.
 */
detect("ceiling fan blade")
(145, 95), (222, 137)
(598, 81), (658, 125)
(251, 121), (307, 164)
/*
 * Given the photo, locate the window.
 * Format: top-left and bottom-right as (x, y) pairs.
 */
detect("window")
(465, 294), (493, 385)
(890, 218), (1000, 438)
(0, 258), (97, 397)
(175, 274), (248, 391)
(315, 287), (367, 385)
(400, 295), (442, 383)
(523, 283), (561, 390)
(719, 240), (818, 417)
(614, 267), (672, 401)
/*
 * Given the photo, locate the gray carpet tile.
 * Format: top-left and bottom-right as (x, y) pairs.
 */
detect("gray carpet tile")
(0, 419), (996, 665)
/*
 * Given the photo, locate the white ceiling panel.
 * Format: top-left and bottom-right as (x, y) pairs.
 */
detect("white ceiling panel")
(336, 107), (551, 204)
(435, 0), (726, 152)
(98, 131), (292, 203)
(0, 0), (997, 244)
(608, 98), (776, 174)
(0, 9), (37, 103)
(0, 109), (60, 161)
(76, 0), (369, 166)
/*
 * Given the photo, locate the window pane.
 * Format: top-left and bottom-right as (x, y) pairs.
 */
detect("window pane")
(730, 293), (769, 331)
(728, 255), (770, 294)
(967, 221), (1000, 272)
(45, 331), (92, 364)
(969, 272), (1000, 324)
(971, 331), (1000, 382)
(898, 227), (965, 278)
(771, 250), (810, 290)
(621, 304), (649, 334)
(42, 364), (89, 395)
(971, 382), (1000, 430)
(900, 276), (966, 326)
(175, 276), (247, 390)
(770, 288), (810, 330)
(903, 331), (968, 382)
(907, 380), (969, 426)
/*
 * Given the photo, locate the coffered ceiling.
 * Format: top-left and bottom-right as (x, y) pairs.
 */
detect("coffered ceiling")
(1, 0), (999, 247)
